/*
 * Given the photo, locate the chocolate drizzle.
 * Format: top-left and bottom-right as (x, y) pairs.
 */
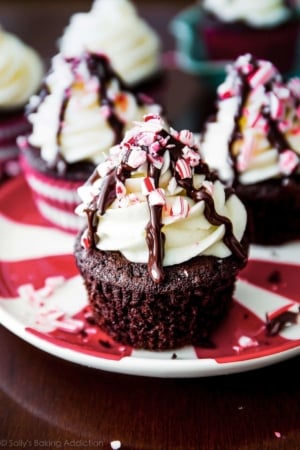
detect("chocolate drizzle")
(84, 121), (248, 283)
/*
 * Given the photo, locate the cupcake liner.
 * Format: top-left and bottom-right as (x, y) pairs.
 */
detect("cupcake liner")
(20, 154), (85, 234)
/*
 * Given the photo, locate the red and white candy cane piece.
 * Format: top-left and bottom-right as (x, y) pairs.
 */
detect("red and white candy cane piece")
(97, 158), (116, 177)
(54, 317), (84, 334)
(182, 146), (200, 166)
(17, 283), (35, 301)
(148, 188), (166, 206)
(171, 197), (190, 218)
(237, 132), (255, 171)
(248, 61), (276, 89)
(178, 129), (194, 146)
(269, 92), (284, 120)
(217, 79), (235, 99)
(81, 229), (91, 249)
(149, 140), (161, 154)
(141, 176), (155, 195)
(126, 147), (147, 168)
(175, 158), (192, 179)
(279, 150), (299, 175)
(116, 179), (126, 199)
(235, 54), (254, 74)
(288, 77), (300, 98)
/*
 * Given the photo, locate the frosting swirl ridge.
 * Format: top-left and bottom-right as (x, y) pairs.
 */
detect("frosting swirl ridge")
(76, 115), (247, 282)
(27, 53), (161, 171)
(59, 0), (161, 86)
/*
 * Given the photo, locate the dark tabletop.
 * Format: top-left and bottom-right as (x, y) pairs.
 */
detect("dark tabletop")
(1, 2), (300, 450)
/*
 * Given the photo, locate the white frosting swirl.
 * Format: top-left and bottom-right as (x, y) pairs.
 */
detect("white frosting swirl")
(59, 0), (161, 86)
(27, 54), (161, 166)
(202, 0), (293, 27)
(0, 26), (44, 108)
(201, 54), (300, 185)
(76, 116), (247, 265)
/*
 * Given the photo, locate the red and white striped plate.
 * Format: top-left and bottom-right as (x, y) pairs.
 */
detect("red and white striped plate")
(1, 175), (300, 378)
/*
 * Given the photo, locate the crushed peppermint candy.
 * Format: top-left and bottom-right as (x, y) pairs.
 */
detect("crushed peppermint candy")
(77, 114), (248, 283)
(211, 53), (300, 182)
(17, 276), (84, 333)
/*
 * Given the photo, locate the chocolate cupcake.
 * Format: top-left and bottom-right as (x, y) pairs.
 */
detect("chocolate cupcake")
(19, 51), (162, 234)
(74, 114), (248, 350)
(200, 53), (300, 245)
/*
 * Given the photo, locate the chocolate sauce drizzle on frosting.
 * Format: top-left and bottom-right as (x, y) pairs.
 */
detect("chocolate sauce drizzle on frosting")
(30, 52), (153, 175)
(84, 118), (248, 283)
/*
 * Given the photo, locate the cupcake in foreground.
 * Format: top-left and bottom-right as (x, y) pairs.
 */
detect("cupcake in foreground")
(19, 52), (162, 234)
(0, 25), (44, 181)
(58, 0), (161, 91)
(200, 0), (299, 74)
(200, 53), (300, 245)
(74, 114), (248, 350)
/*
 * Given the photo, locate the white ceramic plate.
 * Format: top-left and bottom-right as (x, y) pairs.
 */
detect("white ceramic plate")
(1, 176), (300, 378)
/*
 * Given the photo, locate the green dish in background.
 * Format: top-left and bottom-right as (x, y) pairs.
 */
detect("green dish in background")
(169, 4), (300, 90)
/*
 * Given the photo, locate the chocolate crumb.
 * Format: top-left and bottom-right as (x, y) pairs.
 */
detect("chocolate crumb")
(268, 270), (282, 284)
(99, 339), (113, 348)
(265, 307), (300, 336)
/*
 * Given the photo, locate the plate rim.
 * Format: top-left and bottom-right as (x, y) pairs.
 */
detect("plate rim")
(1, 307), (300, 379)
(1, 175), (300, 378)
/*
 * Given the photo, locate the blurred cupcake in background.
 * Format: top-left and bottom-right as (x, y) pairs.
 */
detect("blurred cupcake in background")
(0, 25), (44, 181)
(200, 53), (300, 245)
(200, 0), (300, 74)
(18, 51), (162, 234)
(58, 0), (162, 93)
